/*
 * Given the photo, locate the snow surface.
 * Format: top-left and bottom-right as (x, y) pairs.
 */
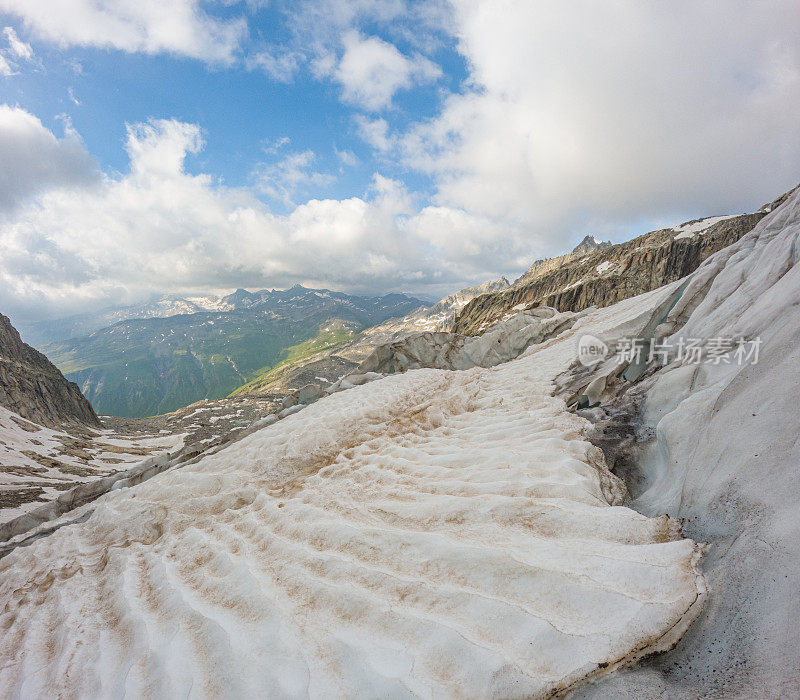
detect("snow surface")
(0, 289), (705, 698)
(561, 278), (584, 292)
(0, 407), (183, 522)
(672, 214), (738, 239)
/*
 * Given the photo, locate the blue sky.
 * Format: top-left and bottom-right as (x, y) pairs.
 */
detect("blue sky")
(1, 0), (799, 323)
(1, 2), (465, 206)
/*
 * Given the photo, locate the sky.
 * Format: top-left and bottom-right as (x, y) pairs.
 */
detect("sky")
(1, 0), (800, 323)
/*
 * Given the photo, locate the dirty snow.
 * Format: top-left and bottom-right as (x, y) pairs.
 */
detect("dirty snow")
(0, 407), (183, 523)
(0, 286), (705, 698)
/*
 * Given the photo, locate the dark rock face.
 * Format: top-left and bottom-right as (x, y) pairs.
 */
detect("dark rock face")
(454, 213), (765, 335)
(0, 314), (100, 428)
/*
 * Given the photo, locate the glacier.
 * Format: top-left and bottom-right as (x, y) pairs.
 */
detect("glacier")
(2, 187), (800, 696)
(0, 288), (706, 698)
(576, 186), (800, 697)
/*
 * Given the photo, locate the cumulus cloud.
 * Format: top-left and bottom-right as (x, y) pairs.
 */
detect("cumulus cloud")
(0, 106), (98, 211)
(334, 31), (441, 110)
(0, 0), (246, 64)
(0, 111), (480, 321)
(354, 115), (394, 152)
(401, 0), (800, 254)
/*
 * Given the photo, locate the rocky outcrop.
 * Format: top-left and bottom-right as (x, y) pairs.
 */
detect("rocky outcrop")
(339, 277), (511, 362)
(453, 189), (799, 335)
(0, 314), (100, 428)
(514, 235), (611, 287)
(355, 307), (578, 375)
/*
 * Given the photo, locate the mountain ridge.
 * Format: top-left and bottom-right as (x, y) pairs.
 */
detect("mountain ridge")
(453, 188), (797, 335)
(18, 285), (428, 347)
(0, 313), (100, 428)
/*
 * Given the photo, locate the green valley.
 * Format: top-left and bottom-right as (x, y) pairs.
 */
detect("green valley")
(43, 287), (425, 417)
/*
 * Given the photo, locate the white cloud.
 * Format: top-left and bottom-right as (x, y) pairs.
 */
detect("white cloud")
(1, 25), (35, 75)
(124, 119), (204, 179)
(0, 0), (246, 64)
(0, 111), (473, 321)
(402, 0), (800, 255)
(406, 206), (531, 273)
(334, 31), (441, 110)
(335, 147), (359, 167)
(252, 148), (335, 206)
(0, 106), (98, 211)
(246, 49), (300, 82)
(354, 115), (394, 152)
(3, 26), (31, 60)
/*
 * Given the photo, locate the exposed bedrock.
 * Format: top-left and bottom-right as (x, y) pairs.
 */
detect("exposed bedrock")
(355, 307), (579, 375)
(453, 186), (799, 337)
(0, 313), (100, 428)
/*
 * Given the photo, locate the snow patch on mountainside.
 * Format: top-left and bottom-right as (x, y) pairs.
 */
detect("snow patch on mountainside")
(672, 214), (739, 239)
(0, 406), (183, 523)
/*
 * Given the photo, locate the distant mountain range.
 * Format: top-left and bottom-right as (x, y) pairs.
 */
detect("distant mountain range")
(40, 286), (427, 417)
(228, 277), (514, 399)
(335, 277), (512, 363)
(19, 286), (425, 347)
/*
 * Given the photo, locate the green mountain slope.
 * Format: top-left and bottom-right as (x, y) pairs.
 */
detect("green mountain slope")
(231, 323), (354, 397)
(44, 287), (425, 417)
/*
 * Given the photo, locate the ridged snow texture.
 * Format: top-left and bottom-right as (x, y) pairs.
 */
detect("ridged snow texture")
(0, 295), (705, 698)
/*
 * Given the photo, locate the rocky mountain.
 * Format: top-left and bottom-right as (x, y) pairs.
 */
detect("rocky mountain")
(0, 314), (100, 429)
(452, 189), (797, 335)
(513, 235), (611, 286)
(337, 277), (511, 363)
(43, 287), (426, 417)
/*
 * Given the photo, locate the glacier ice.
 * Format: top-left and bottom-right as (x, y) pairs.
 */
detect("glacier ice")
(0, 290), (706, 698)
(11, 184), (800, 697)
(574, 186), (800, 697)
